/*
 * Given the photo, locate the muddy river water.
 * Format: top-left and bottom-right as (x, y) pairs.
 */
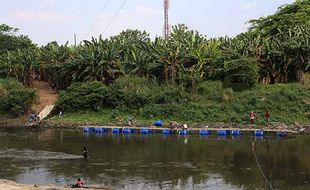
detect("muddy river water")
(0, 128), (309, 190)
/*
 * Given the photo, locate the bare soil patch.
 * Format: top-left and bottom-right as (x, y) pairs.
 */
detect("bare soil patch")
(31, 81), (58, 112)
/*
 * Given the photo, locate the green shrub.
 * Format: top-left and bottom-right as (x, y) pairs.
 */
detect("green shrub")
(224, 57), (259, 89)
(154, 84), (190, 104)
(57, 77), (192, 112)
(111, 76), (153, 108)
(56, 81), (113, 112)
(0, 78), (36, 116)
(197, 81), (234, 102)
(197, 81), (223, 95)
(56, 78), (310, 124)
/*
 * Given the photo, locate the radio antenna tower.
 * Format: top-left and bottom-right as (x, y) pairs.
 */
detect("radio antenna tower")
(164, 0), (171, 39)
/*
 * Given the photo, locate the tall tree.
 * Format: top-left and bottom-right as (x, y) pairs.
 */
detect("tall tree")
(249, 0), (310, 36)
(0, 23), (34, 55)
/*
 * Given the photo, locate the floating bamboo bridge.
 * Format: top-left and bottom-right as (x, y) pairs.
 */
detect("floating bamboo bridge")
(80, 125), (298, 136)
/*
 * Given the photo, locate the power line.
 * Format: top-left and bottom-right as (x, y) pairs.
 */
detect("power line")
(86, 0), (110, 38)
(102, 0), (128, 35)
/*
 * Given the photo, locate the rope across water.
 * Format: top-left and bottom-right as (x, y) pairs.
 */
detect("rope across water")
(252, 141), (275, 190)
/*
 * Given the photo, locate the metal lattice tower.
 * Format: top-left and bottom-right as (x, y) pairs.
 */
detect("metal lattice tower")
(164, 0), (171, 39)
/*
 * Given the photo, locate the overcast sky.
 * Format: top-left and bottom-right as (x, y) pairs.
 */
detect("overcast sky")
(0, 0), (295, 45)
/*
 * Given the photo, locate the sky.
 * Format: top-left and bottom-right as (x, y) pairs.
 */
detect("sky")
(0, 0), (295, 45)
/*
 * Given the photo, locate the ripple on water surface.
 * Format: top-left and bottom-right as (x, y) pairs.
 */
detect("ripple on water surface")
(0, 148), (82, 161)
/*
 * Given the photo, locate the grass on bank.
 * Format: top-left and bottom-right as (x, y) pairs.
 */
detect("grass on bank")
(50, 78), (310, 126)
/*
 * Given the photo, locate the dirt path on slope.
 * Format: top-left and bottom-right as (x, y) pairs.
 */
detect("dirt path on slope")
(31, 80), (58, 113)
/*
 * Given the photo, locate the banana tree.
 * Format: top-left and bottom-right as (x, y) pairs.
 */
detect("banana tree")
(65, 37), (125, 84)
(40, 41), (74, 89)
(143, 37), (189, 83)
(0, 48), (38, 86)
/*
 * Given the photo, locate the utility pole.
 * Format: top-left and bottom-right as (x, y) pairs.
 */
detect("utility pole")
(164, 0), (171, 39)
(74, 33), (77, 47)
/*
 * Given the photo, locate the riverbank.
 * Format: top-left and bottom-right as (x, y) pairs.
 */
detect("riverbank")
(1, 79), (309, 130)
(0, 179), (111, 190)
(55, 82), (310, 125)
(0, 115), (309, 134)
(0, 179), (59, 190)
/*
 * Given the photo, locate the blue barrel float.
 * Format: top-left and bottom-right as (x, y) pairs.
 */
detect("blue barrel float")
(179, 130), (189, 135)
(122, 128), (132, 134)
(112, 128), (120, 134)
(218, 130), (227, 136)
(154, 120), (164, 127)
(83, 127), (90, 133)
(255, 130), (264, 136)
(95, 127), (107, 133)
(140, 128), (151, 134)
(231, 130), (241, 136)
(162, 129), (172, 135)
(199, 130), (210, 135)
(276, 131), (287, 137)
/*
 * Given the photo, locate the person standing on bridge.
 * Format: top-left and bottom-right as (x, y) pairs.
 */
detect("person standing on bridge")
(127, 116), (133, 126)
(34, 112), (39, 122)
(59, 110), (63, 118)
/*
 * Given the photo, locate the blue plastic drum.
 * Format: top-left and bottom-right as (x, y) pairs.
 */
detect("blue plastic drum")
(112, 128), (120, 133)
(199, 130), (210, 135)
(123, 128), (132, 134)
(255, 130), (264, 136)
(276, 131), (287, 137)
(83, 127), (90, 133)
(218, 130), (227, 136)
(154, 120), (164, 127)
(162, 129), (172, 135)
(140, 128), (151, 134)
(231, 130), (241, 135)
(179, 130), (189, 135)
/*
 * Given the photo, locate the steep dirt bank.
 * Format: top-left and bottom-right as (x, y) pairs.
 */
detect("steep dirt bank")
(31, 80), (58, 113)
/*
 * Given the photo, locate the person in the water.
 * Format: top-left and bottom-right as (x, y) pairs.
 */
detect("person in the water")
(70, 178), (84, 188)
(82, 147), (88, 158)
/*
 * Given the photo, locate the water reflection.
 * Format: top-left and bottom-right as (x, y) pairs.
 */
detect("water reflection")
(255, 136), (264, 141)
(231, 135), (240, 140)
(217, 135), (227, 140)
(199, 135), (209, 140)
(0, 128), (309, 190)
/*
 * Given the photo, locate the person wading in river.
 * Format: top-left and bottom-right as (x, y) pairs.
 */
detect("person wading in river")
(70, 178), (84, 188)
(82, 147), (88, 158)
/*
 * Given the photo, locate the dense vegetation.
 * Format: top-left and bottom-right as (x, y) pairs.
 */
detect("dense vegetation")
(55, 77), (310, 125)
(0, 79), (36, 116)
(0, 0), (309, 123)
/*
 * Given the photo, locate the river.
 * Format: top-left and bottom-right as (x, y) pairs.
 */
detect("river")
(0, 128), (309, 190)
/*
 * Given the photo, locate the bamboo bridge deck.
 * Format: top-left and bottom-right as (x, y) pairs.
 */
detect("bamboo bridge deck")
(79, 125), (298, 135)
